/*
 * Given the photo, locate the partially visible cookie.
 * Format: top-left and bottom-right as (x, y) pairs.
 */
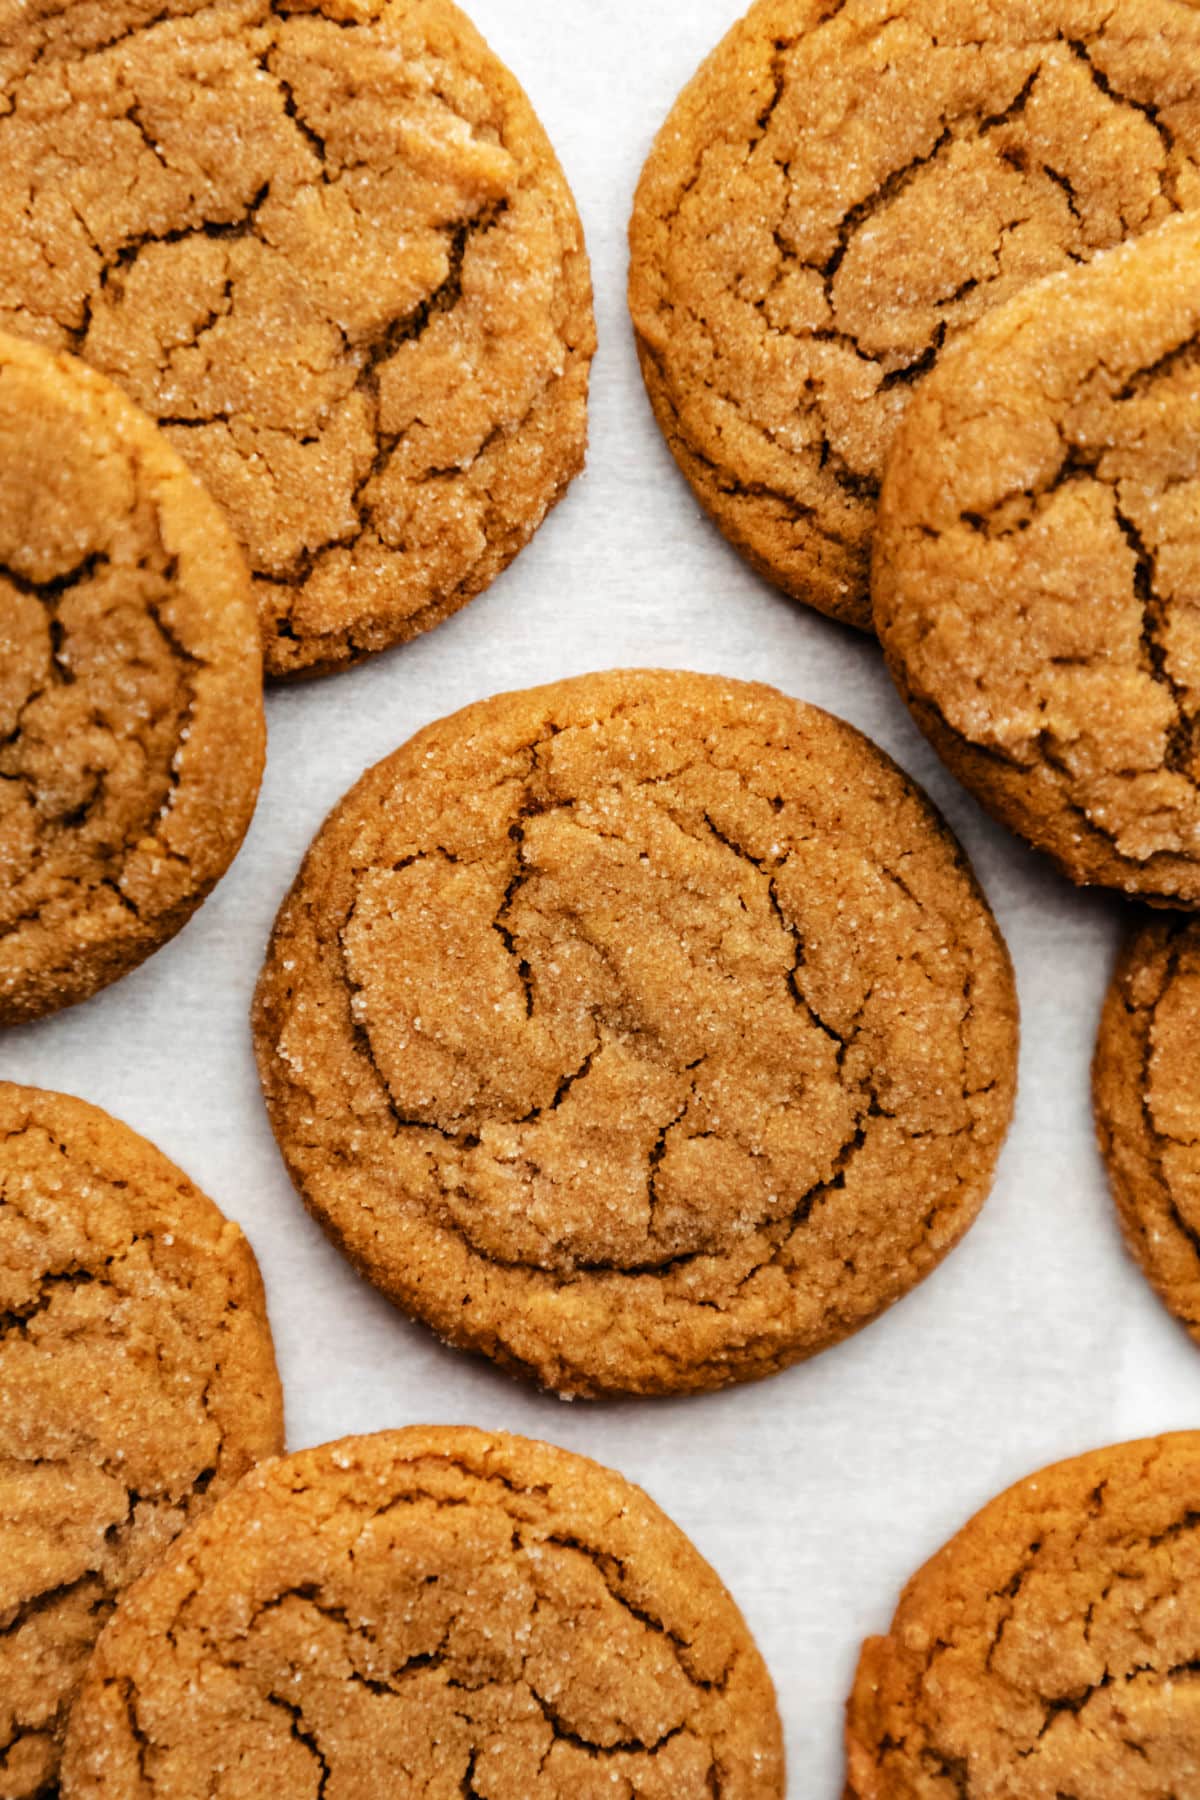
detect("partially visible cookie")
(1094, 913), (1200, 1338)
(0, 1081), (284, 1800)
(61, 1426), (785, 1799)
(629, 0), (1200, 631)
(875, 213), (1200, 906)
(253, 669), (1019, 1397)
(0, 331), (264, 1025)
(0, 0), (595, 678)
(845, 1433), (1200, 1799)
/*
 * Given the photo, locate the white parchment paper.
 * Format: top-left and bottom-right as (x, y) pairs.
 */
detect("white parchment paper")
(6, 2), (1195, 1789)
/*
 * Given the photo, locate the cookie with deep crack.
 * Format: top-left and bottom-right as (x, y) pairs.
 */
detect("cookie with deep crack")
(60, 1425), (785, 1799)
(0, 0), (595, 679)
(252, 669), (1019, 1397)
(0, 331), (265, 1025)
(0, 1081), (284, 1800)
(1094, 913), (1200, 1340)
(844, 1433), (1200, 1798)
(629, 0), (1200, 633)
(875, 213), (1200, 905)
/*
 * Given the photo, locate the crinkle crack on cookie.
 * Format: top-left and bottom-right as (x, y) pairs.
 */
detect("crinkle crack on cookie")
(0, 0), (595, 678)
(875, 212), (1200, 905)
(1095, 913), (1200, 1342)
(845, 1433), (1200, 1799)
(60, 1427), (786, 1800)
(0, 1081), (283, 1800)
(0, 331), (264, 1025)
(629, 0), (1200, 631)
(253, 670), (1019, 1397)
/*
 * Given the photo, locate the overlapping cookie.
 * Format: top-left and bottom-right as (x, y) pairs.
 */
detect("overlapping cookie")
(62, 1426), (785, 1799)
(1, 0), (595, 677)
(0, 331), (264, 1024)
(630, 0), (1200, 631)
(875, 213), (1200, 904)
(0, 1082), (283, 1799)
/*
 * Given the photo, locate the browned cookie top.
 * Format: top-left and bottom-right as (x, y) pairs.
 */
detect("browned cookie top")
(61, 1427), (785, 1800)
(0, 331), (264, 1026)
(1095, 913), (1200, 1340)
(0, 1081), (283, 1800)
(875, 213), (1200, 905)
(253, 670), (1018, 1397)
(845, 1433), (1200, 1800)
(0, 0), (595, 679)
(629, 0), (1200, 632)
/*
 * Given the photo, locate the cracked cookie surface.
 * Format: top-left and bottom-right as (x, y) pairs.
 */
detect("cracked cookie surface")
(875, 212), (1200, 904)
(628, 0), (1200, 632)
(844, 1432), (1200, 1799)
(1094, 914), (1200, 1341)
(252, 669), (1019, 1397)
(0, 1081), (284, 1800)
(0, 331), (265, 1025)
(0, 0), (595, 679)
(60, 1425), (785, 1800)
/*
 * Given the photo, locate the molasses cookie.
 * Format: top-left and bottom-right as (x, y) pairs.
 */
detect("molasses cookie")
(0, 1081), (283, 1800)
(0, 332), (264, 1026)
(1095, 913), (1200, 1339)
(253, 669), (1019, 1397)
(61, 1426), (785, 1799)
(0, 0), (595, 678)
(845, 1432), (1200, 1799)
(875, 213), (1200, 905)
(629, 0), (1200, 632)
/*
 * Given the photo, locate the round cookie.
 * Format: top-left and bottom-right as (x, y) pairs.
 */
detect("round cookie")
(0, 1081), (284, 1800)
(253, 669), (1019, 1397)
(0, 0), (595, 679)
(874, 212), (1200, 906)
(628, 0), (1200, 633)
(1094, 913), (1200, 1339)
(0, 331), (264, 1026)
(845, 1432), (1200, 1799)
(60, 1426), (785, 1799)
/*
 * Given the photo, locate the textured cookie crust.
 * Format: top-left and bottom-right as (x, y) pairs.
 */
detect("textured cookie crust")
(0, 1082), (284, 1800)
(629, 0), (1200, 632)
(0, 331), (264, 1025)
(253, 669), (1019, 1397)
(875, 213), (1200, 905)
(1094, 914), (1200, 1340)
(0, 0), (595, 679)
(61, 1426), (785, 1800)
(845, 1433), (1200, 1799)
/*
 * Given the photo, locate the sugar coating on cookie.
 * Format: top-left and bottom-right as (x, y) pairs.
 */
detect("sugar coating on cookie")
(253, 670), (1018, 1397)
(0, 1082), (283, 1800)
(0, 0), (595, 679)
(1095, 915), (1200, 1339)
(61, 1426), (785, 1799)
(629, 0), (1200, 632)
(875, 212), (1200, 905)
(0, 331), (265, 1025)
(845, 1433), (1200, 1798)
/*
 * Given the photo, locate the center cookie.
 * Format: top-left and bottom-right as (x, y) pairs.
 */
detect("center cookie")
(61, 1427), (786, 1799)
(629, 0), (1200, 632)
(253, 670), (1019, 1396)
(0, 0), (595, 678)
